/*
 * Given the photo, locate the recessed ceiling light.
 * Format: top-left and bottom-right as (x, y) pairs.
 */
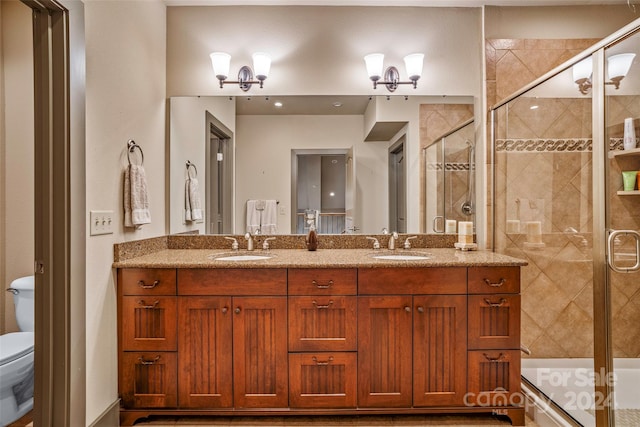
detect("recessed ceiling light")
(274, 101), (283, 108)
(530, 105), (539, 110)
(332, 102), (343, 107)
(329, 192), (335, 197)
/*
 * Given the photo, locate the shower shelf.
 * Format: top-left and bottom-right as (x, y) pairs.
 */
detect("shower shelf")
(609, 147), (640, 159)
(617, 190), (640, 196)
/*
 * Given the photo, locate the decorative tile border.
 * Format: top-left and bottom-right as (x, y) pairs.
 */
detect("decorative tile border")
(426, 162), (473, 171)
(495, 138), (629, 153)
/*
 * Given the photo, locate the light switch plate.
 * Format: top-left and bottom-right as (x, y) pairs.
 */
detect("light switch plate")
(90, 210), (114, 235)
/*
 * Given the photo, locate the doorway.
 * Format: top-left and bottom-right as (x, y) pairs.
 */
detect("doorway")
(389, 136), (407, 233)
(205, 112), (233, 234)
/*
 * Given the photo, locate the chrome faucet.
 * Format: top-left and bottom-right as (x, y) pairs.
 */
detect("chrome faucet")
(366, 236), (380, 250)
(244, 232), (255, 251)
(262, 237), (276, 251)
(404, 236), (417, 249)
(224, 236), (239, 251)
(388, 232), (399, 250)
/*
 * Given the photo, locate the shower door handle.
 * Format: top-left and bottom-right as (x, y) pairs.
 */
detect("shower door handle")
(607, 229), (640, 273)
(432, 215), (444, 233)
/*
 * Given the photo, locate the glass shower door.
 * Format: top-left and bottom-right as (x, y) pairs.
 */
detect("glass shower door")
(604, 35), (640, 427)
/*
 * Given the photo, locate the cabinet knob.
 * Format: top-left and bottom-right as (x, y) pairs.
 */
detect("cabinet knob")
(221, 307), (228, 314)
(137, 280), (159, 289)
(417, 306), (425, 313)
(404, 306), (411, 312)
(234, 307), (241, 314)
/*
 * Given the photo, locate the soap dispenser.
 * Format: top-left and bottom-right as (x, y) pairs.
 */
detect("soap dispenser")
(306, 225), (318, 251)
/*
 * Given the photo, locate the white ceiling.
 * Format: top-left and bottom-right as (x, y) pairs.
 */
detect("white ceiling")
(165, 0), (631, 6)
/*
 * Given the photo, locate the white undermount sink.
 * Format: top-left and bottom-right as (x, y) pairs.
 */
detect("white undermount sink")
(210, 253), (274, 261)
(370, 252), (431, 261)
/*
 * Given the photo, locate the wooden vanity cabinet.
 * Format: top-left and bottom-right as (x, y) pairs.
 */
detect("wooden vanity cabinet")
(118, 268), (178, 409)
(288, 268), (358, 408)
(357, 268), (468, 408)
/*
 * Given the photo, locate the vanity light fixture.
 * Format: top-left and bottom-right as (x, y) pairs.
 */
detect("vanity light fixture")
(364, 53), (424, 92)
(210, 52), (271, 91)
(573, 53), (635, 95)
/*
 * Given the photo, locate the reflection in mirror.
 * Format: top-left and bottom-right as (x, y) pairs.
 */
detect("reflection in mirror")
(168, 95), (473, 235)
(423, 119), (475, 234)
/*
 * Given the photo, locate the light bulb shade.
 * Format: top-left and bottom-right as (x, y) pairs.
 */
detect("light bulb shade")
(210, 52), (231, 80)
(608, 53), (635, 80)
(404, 53), (424, 81)
(252, 52), (271, 80)
(364, 53), (384, 81)
(572, 56), (592, 83)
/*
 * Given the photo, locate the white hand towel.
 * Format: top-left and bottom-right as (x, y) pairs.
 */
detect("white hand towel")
(246, 200), (262, 234)
(261, 200), (278, 234)
(185, 178), (203, 222)
(124, 164), (151, 227)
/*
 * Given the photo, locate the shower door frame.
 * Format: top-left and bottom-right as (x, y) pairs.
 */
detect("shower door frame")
(489, 16), (640, 427)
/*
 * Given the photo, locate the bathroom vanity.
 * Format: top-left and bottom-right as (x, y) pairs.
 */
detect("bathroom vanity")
(114, 243), (526, 426)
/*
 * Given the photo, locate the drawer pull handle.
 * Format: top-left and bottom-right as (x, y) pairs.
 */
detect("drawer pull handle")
(483, 353), (505, 362)
(138, 300), (160, 309)
(483, 298), (507, 307)
(138, 280), (160, 289)
(312, 300), (334, 309)
(312, 356), (334, 366)
(312, 279), (334, 289)
(417, 306), (425, 313)
(483, 278), (506, 287)
(138, 355), (161, 365)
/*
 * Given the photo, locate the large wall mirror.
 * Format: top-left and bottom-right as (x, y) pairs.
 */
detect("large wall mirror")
(168, 95), (474, 235)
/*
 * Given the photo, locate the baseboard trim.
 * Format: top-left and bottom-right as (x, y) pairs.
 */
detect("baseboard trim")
(88, 399), (120, 427)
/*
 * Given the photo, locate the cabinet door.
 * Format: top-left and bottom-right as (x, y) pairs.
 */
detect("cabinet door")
(122, 296), (177, 351)
(289, 352), (357, 408)
(468, 294), (520, 349)
(288, 296), (357, 351)
(178, 297), (233, 408)
(468, 350), (521, 406)
(413, 295), (467, 406)
(233, 296), (288, 408)
(121, 352), (177, 408)
(357, 296), (413, 407)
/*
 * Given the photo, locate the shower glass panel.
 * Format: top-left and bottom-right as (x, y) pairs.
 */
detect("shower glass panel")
(604, 34), (640, 427)
(423, 119), (474, 233)
(492, 59), (596, 426)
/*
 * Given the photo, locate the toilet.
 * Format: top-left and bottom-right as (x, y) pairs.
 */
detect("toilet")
(1, 276), (34, 426)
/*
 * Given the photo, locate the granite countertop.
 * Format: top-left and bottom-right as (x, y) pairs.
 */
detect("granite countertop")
(113, 248), (527, 269)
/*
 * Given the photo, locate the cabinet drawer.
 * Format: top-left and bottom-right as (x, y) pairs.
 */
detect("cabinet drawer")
(120, 351), (177, 408)
(288, 268), (357, 295)
(120, 268), (176, 295)
(467, 350), (521, 406)
(289, 352), (357, 408)
(468, 294), (520, 349)
(468, 267), (520, 294)
(178, 269), (287, 295)
(358, 267), (466, 295)
(288, 296), (357, 351)
(122, 296), (177, 351)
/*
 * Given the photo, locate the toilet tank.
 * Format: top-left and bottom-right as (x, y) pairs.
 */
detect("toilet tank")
(10, 276), (35, 332)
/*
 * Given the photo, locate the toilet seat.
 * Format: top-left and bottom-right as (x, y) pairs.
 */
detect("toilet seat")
(0, 332), (34, 365)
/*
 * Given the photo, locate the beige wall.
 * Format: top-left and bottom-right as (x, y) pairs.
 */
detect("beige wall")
(84, 0), (166, 424)
(166, 6), (483, 97)
(1, 1), (34, 334)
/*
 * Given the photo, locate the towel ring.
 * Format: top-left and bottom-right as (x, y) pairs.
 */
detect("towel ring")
(127, 139), (144, 165)
(186, 160), (197, 178)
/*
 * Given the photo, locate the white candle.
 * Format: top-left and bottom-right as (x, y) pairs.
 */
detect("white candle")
(445, 220), (457, 234)
(526, 221), (542, 244)
(458, 221), (474, 244)
(506, 220), (520, 234)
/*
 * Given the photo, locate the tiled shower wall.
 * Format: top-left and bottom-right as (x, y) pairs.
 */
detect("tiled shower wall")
(489, 38), (640, 358)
